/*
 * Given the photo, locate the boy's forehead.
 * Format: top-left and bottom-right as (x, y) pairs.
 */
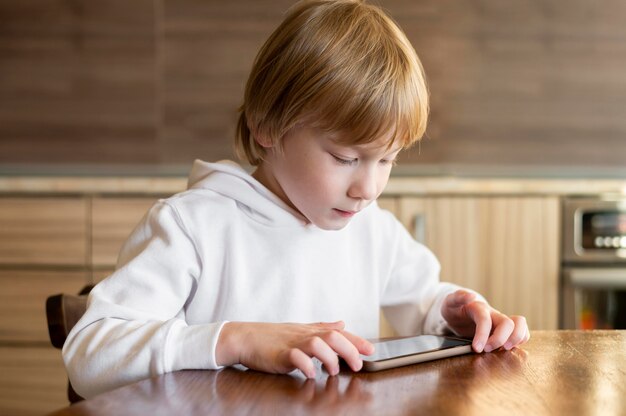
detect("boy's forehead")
(324, 128), (403, 153)
(300, 114), (404, 149)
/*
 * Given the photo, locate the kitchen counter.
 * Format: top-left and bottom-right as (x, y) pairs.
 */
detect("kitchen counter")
(1, 162), (626, 196)
(1, 174), (625, 196)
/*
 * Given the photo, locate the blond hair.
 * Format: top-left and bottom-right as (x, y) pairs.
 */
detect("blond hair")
(235, 0), (429, 165)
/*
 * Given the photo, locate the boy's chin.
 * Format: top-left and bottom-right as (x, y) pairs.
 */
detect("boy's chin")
(309, 218), (352, 231)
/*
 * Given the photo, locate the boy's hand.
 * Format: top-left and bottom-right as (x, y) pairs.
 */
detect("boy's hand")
(441, 290), (530, 353)
(216, 321), (374, 378)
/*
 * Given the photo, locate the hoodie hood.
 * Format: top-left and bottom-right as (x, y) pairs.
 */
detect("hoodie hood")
(187, 159), (307, 227)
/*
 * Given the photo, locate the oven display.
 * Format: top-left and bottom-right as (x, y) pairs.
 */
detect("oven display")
(581, 211), (626, 249)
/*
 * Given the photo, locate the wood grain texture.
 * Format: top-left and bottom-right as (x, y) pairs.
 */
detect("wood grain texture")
(91, 268), (115, 284)
(159, 0), (294, 164)
(398, 196), (560, 330)
(394, 0), (626, 167)
(0, 270), (87, 342)
(0, 346), (70, 416)
(2, 0), (626, 167)
(0, 197), (87, 265)
(47, 331), (626, 416)
(0, 0), (158, 164)
(375, 197), (399, 338)
(91, 197), (157, 267)
(488, 197), (560, 330)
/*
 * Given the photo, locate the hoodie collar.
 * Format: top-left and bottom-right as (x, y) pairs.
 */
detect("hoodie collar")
(187, 160), (308, 227)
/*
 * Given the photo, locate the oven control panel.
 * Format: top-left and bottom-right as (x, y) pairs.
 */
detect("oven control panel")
(563, 197), (626, 262)
(581, 211), (626, 249)
(592, 236), (626, 249)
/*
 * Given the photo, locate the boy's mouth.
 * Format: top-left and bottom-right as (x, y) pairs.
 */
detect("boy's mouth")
(333, 208), (357, 218)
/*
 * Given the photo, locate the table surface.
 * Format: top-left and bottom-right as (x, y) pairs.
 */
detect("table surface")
(49, 330), (626, 416)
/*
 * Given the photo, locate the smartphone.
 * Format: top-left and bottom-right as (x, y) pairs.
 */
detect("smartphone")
(360, 335), (473, 371)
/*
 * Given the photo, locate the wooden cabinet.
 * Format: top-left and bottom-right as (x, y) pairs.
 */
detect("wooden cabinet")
(0, 270), (87, 343)
(0, 195), (158, 343)
(0, 197), (89, 344)
(0, 197), (87, 266)
(91, 197), (157, 268)
(377, 197), (400, 337)
(0, 271), (86, 414)
(0, 197), (90, 415)
(397, 196), (560, 330)
(0, 346), (70, 415)
(0, 195), (157, 415)
(91, 196), (159, 282)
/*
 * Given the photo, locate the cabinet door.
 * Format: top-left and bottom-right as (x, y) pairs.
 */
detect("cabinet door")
(398, 196), (560, 330)
(487, 197), (560, 330)
(0, 270), (87, 343)
(91, 197), (158, 268)
(0, 346), (70, 415)
(377, 197), (399, 337)
(0, 197), (87, 266)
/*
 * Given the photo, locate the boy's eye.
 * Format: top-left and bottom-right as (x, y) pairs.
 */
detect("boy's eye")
(381, 158), (398, 166)
(331, 154), (357, 165)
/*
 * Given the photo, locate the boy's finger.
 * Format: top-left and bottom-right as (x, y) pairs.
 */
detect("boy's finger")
(484, 313), (514, 352)
(338, 330), (375, 355)
(523, 327), (531, 343)
(299, 336), (341, 376)
(502, 316), (529, 349)
(319, 330), (363, 372)
(280, 348), (316, 378)
(467, 303), (492, 352)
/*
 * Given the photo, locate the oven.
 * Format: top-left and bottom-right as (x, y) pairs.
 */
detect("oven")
(561, 196), (626, 329)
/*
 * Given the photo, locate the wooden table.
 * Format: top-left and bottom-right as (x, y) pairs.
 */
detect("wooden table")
(49, 331), (626, 415)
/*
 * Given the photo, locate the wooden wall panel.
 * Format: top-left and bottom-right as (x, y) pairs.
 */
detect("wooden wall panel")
(394, 0), (626, 167)
(0, 0), (158, 164)
(2, 0), (626, 168)
(160, 0), (295, 164)
(0, 197), (87, 265)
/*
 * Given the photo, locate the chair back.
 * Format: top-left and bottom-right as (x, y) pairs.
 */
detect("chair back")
(46, 285), (93, 403)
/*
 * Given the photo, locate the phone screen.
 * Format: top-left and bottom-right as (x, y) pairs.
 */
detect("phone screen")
(363, 335), (471, 362)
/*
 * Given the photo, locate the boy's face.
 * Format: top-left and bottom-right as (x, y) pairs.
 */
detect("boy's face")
(253, 125), (401, 230)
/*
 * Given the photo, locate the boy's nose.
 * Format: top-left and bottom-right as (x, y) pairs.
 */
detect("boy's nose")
(348, 171), (378, 201)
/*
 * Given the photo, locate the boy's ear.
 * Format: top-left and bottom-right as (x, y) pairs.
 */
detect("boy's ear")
(249, 124), (273, 148)
(252, 131), (274, 148)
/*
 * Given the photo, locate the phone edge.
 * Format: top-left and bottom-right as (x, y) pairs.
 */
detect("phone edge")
(362, 344), (473, 372)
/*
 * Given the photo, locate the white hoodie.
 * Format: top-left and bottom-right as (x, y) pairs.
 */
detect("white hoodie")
(63, 160), (466, 398)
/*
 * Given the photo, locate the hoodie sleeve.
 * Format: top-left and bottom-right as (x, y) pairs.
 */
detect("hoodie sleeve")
(62, 200), (226, 399)
(378, 210), (486, 336)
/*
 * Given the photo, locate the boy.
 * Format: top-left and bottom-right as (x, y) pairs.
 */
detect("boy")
(64, 0), (529, 398)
